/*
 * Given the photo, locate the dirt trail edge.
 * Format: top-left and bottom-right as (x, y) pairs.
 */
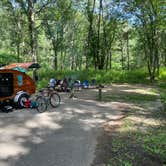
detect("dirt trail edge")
(91, 84), (166, 166)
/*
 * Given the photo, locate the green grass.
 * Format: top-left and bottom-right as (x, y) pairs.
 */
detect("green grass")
(141, 129), (166, 162)
(102, 94), (158, 102)
(161, 92), (166, 112)
(106, 116), (166, 165)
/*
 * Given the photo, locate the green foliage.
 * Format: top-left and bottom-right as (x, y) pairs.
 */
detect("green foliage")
(36, 67), (165, 89)
(158, 82), (166, 112)
(0, 52), (18, 64)
(158, 67), (166, 82)
(142, 130), (166, 162)
(37, 68), (147, 87)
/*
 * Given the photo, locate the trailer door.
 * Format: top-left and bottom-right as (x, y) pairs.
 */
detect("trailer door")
(0, 73), (13, 97)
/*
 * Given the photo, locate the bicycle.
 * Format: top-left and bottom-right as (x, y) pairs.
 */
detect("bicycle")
(35, 87), (61, 113)
(67, 84), (82, 99)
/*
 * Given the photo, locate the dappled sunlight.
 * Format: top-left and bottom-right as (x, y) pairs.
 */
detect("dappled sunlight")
(103, 113), (124, 121)
(88, 89), (109, 93)
(118, 114), (163, 134)
(80, 118), (106, 130)
(31, 136), (44, 144)
(0, 161), (9, 166)
(25, 113), (62, 130)
(121, 88), (158, 96)
(72, 108), (89, 114)
(97, 101), (144, 111)
(0, 143), (30, 159)
(127, 116), (161, 127)
(75, 98), (144, 113)
(92, 113), (103, 118)
(111, 84), (131, 88)
(0, 111), (63, 163)
(0, 126), (30, 138)
(103, 121), (123, 133)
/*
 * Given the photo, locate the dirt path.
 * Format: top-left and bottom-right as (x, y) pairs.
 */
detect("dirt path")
(0, 84), (164, 166)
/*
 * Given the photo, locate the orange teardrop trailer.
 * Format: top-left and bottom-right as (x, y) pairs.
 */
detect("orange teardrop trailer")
(0, 63), (39, 106)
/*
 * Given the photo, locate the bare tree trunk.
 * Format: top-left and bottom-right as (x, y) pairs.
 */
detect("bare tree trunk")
(120, 39), (124, 70)
(126, 32), (130, 70)
(27, 0), (38, 83)
(96, 0), (102, 69)
(45, 21), (58, 70)
(105, 54), (109, 71)
(17, 44), (20, 62)
(109, 51), (112, 69)
(28, 0), (37, 63)
(52, 39), (58, 70)
(86, 0), (96, 69)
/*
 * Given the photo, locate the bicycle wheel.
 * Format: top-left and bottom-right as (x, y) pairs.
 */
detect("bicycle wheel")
(50, 93), (61, 108)
(35, 96), (47, 113)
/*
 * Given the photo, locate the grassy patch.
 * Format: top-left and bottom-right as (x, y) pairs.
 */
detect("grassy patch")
(161, 92), (166, 112)
(93, 85), (166, 166)
(98, 119), (166, 165)
(102, 93), (158, 102)
(141, 129), (166, 162)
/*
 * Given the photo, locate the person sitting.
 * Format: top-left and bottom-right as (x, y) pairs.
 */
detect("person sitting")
(74, 80), (82, 90)
(68, 78), (73, 89)
(61, 78), (68, 92)
(56, 79), (62, 86)
(91, 79), (96, 86)
(82, 80), (89, 88)
(49, 78), (56, 89)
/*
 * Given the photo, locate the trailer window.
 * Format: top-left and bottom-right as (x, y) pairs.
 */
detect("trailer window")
(17, 75), (23, 86)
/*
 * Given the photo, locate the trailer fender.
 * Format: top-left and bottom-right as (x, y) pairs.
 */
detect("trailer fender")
(14, 91), (29, 103)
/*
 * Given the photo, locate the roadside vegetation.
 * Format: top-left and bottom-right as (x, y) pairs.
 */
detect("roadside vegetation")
(37, 67), (166, 85)
(92, 84), (166, 166)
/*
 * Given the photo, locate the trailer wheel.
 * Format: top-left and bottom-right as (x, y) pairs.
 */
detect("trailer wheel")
(18, 93), (29, 107)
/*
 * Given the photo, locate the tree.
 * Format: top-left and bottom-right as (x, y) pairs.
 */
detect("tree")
(118, 0), (165, 81)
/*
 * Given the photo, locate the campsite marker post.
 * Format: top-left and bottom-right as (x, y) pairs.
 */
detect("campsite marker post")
(98, 85), (102, 101)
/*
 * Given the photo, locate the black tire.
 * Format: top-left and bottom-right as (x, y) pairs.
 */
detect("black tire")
(35, 96), (47, 113)
(18, 93), (29, 107)
(50, 93), (61, 108)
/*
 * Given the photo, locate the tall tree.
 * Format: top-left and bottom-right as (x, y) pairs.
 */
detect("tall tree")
(118, 0), (165, 81)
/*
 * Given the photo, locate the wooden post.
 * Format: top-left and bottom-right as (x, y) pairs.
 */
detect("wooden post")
(99, 85), (102, 101)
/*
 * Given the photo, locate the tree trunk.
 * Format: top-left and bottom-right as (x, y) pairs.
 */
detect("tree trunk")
(17, 44), (20, 63)
(86, 0), (96, 70)
(96, 0), (102, 69)
(28, 0), (36, 63)
(109, 51), (112, 69)
(120, 39), (124, 70)
(27, 0), (38, 83)
(45, 20), (58, 70)
(52, 43), (58, 70)
(126, 32), (130, 70)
